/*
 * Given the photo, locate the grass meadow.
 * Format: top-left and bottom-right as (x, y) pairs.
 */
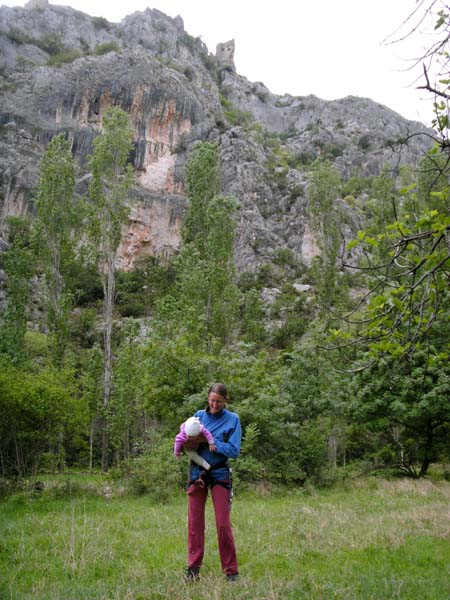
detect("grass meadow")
(1, 476), (449, 599)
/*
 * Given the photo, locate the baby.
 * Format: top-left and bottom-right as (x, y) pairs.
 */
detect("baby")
(174, 416), (216, 470)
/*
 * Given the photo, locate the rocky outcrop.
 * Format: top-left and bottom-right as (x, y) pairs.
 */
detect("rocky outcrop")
(0, 4), (432, 273)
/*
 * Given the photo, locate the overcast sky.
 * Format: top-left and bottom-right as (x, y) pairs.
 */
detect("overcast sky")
(2, 0), (440, 124)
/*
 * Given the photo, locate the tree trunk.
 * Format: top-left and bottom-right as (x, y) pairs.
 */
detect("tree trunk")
(101, 246), (116, 472)
(89, 422), (94, 474)
(419, 457), (431, 477)
(14, 434), (22, 478)
(419, 426), (434, 477)
(328, 433), (337, 469)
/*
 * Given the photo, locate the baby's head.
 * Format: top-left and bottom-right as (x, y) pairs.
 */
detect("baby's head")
(185, 416), (202, 438)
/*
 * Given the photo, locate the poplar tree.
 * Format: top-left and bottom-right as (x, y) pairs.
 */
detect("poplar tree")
(88, 106), (134, 471)
(177, 142), (239, 348)
(34, 133), (77, 365)
(0, 217), (35, 361)
(307, 160), (345, 318)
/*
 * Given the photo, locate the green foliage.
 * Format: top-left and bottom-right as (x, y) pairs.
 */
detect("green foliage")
(68, 308), (98, 348)
(223, 106), (254, 128)
(307, 160), (347, 314)
(115, 256), (175, 318)
(34, 133), (78, 365)
(94, 41), (120, 55)
(72, 263), (103, 306)
(340, 172), (450, 359)
(351, 345), (450, 477)
(240, 288), (267, 345)
(92, 16), (111, 31)
(0, 217), (36, 362)
(170, 142), (240, 347)
(140, 331), (211, 423)
(0, 356), (79, 476)
(182, 142), (219, 250)
(46, 50), (82, 66)
(114, 434), (183, 499)
(36, 32), (65, 55)
(87, 105), (134, 292)
(179, 32), (198, 54)
(6, 29), (34, 45)
(87, 106), (134, 470)
(107, 320), (146, 458)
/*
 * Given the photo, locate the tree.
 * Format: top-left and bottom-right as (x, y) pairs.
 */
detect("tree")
(34, 133), (78, 365)
(336, 162), (450, 362)
(0, 356), (76, 476)
(351, 336), (450, 477)
(108, 319), (146, 463)
(182, 141), (220, 252)
(161, 142), (240, 349)
(307, 160), (347, 318)
(355, 3), (450, 357)
(0, 217), (36, 362)
(88, 106), (134, 471)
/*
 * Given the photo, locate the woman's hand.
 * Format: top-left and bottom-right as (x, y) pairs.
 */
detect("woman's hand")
(209, 443), (216, 452)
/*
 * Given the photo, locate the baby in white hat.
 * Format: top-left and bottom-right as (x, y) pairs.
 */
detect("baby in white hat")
(174, 416), (216, 470)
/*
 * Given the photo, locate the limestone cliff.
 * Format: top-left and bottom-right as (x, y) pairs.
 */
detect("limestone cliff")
(0, 3), (432, 272)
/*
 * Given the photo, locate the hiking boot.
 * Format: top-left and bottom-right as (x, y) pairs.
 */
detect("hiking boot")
(226, 573), (239, 582)
(185, 566), (200, 581)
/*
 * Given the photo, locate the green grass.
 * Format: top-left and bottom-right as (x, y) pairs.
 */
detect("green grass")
(1, 478), (449, 599)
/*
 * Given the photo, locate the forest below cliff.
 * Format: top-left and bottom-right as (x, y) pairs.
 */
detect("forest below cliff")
(1, 116), (449, 490)
(0, 3), (449, 492)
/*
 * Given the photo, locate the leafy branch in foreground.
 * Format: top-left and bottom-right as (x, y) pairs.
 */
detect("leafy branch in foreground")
(331, 156), (450, 362)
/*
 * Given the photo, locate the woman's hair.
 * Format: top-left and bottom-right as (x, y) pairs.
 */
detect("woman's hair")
(208, 382), (228, 401)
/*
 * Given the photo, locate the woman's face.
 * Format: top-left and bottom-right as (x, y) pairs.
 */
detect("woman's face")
(208, 392), (226, 414)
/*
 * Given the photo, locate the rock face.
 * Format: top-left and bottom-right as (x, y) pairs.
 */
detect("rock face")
(215, 39), (236, 72)
(0, 4), (432, 273)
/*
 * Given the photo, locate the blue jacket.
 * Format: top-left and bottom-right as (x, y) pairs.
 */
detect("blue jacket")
(190, 407), (241, 481)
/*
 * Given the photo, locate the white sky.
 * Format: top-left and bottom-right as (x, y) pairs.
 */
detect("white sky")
(1, 0), (441, 124)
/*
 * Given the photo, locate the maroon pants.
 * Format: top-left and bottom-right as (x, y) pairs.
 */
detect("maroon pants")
(187, 481), (238, 575)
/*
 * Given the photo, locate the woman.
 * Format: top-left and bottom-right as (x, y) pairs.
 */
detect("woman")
(185, 383), (241, 582)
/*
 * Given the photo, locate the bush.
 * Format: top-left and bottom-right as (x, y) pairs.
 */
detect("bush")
(92, 16), (111, 31)
(69, 308), (98, 347)
(46, 50), (82, 66)
(116, 434), (184, 501)
(36, 33), (65, 55)
(117, 301), (146, 318)
(7, 29), (34, 45)
(73, 265), (103, 306)
(94, 42), (120, 55)
(271, 318), (306, 349)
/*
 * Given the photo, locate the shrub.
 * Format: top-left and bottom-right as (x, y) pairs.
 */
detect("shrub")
(6, 29), (34, 45)
(294, 150), (316, 166)
(73, 264), (103, 306)
(271, 317), (306, 349)
(117, 301), (146, 318)
(46, 50), (82, 66)
(94, 42), (120, 55)
(182, 65), (194, 81)
(116, 434), (184, 501)
(180, 32), (197, 54)
(92, 16), (111, 31)
(69, 308), (98, 347)
(358, 134), (371, 150)
(224, 107), (253, 128)
(36, 33), (65, 55)
(273, 248), (297, 268)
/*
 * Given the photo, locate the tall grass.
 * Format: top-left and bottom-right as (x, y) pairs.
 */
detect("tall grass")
(1, 478), (449, 599)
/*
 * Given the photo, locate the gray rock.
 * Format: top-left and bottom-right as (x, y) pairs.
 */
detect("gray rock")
(0, 3), (433, 274)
